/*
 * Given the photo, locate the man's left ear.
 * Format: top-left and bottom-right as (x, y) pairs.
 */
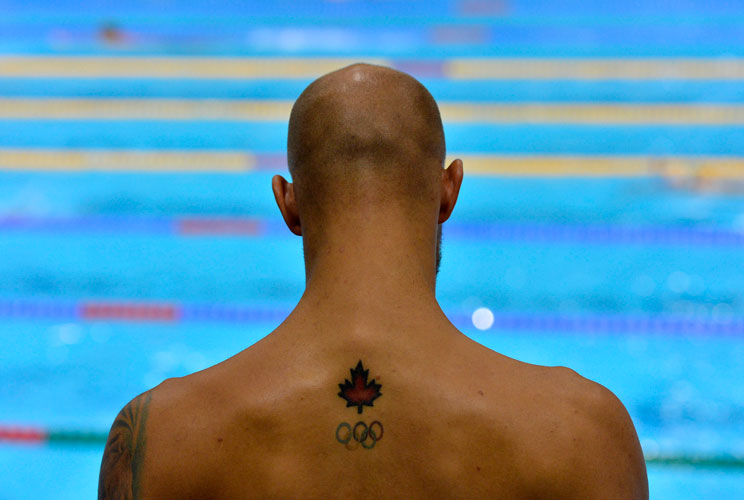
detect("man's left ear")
(271, 175), (302, 236)
(438, 158), (463, 224)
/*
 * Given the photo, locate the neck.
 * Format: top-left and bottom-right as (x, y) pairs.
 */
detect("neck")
(296, 214), (443, 324)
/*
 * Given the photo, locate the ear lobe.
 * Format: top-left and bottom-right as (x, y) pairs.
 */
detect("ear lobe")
(438, 158), (463, 224)
(271, 175), (302, 236)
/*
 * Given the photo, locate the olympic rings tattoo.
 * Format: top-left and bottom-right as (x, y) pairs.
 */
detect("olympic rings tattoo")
(369, 420), (383, 441)
(353, 421), (368, 442)
(335, 421), (384, 450)
(335, 422), (352, 443)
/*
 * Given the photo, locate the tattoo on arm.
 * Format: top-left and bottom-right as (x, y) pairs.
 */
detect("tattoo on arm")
(98, 392), (152, 500)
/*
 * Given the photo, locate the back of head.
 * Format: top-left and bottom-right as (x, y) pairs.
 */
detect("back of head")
(287, 63), (446, 219)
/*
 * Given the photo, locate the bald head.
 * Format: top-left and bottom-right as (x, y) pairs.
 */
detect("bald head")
(287, 63), (446, 215)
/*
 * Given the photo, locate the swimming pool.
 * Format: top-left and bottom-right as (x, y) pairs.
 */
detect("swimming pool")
(1, 1), (744, 498)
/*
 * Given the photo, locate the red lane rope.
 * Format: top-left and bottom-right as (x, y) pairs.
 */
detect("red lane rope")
(177, 217), (263, 236)
(80, 302), (179, 321)
(0, 425), (48, 443)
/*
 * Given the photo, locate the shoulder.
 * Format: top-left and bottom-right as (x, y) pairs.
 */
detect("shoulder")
(98, 389), (154, 499)
(531, 366), (648, 500)
(98, 374), (222, 500)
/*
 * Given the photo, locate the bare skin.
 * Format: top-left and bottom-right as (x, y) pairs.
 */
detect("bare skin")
(99, 64), (648, 500)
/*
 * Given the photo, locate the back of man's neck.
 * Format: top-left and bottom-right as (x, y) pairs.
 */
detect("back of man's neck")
(302, 254), (438, 310)
(295, 236), (443, 326)
(289, 280), (450, 347)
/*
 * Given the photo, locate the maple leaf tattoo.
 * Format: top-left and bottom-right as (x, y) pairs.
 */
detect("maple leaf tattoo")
(338, 360), (382, 413)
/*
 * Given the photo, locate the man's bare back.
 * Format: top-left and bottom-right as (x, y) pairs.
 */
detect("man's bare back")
(98, 63), (648, 499)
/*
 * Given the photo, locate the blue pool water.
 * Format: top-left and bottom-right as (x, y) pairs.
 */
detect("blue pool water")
(2, 122), (744, 154)
(3, 175), (744, 498)
(2, 1), (744, 498)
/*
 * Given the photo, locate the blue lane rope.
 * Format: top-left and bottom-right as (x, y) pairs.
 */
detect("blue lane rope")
(0, 299), (742, 335)
(2, 215), (744, 247)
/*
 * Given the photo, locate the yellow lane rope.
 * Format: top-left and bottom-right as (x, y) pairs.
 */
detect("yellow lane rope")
(446, 58), (744, 80)
(1, 98), (744, 124)
(1, 56), (743, 80)
(458, 155), (744, 178)
(0, 149), (254, 172)
(1, 149), (742, 178)
(0, 56), (389, 79)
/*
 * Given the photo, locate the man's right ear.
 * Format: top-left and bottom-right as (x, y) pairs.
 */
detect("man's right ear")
(438, 158), (463, 224)
(271, 175), (302, 236)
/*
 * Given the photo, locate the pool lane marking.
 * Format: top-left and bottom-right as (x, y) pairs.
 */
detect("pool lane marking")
(1, 300), (743, 336)
(0, 426), (100, 445)
(2, 80), (743, 104)
(178, 217), (264, 235)
(446, 58), (744, 80)
(0, 149), (256, 172)
(0, 426), (741, 469)
(0, 425), (47, 443)
(0, 56), (391, 79)
(459, 156), (743, 179)
(5, 215), (744, 248)
(3, 98), (744, 124)
(2, 56), (744, 80)
(440, 103), (744, 125)
(80, 302), (179, 321)
(0, 99), (294, 121)
(1, 150), (743, 177)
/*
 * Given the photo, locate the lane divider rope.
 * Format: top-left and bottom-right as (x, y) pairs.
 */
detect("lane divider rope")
(2, 98), (744, 125)
(2, 215), (744, 247)
(0, 150), (743, 177)
(2, 56), (744, 80)
(1, 424), (742, 468)
(0, 300), (741, 335)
